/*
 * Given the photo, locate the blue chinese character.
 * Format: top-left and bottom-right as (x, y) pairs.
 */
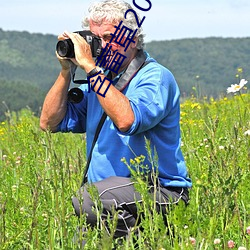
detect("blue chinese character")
(110, 21), (137, 51)
(95, 43), (114, 69)
(88, 74), (113, 97)
(106, 52), (127, 74)
(96, 43), (127, 74)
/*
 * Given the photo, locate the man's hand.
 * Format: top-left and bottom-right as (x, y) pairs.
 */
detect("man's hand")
(56, 33), (79, 71)
(62, 31), (96, 73)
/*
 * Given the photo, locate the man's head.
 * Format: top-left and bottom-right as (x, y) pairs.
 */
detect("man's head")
(82, 0), (145, 50)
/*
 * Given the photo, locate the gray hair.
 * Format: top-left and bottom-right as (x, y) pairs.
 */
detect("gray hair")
(82, 0), (145, 49)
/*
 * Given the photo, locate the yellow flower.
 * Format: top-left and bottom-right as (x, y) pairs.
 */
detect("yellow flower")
(237, 67), (243, 73)
(135, 157), (141, 164)
(191, 103), (201, 109)
(130, 159), (135, 165)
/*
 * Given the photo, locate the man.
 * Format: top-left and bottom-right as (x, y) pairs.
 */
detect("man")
(40, 0), (192, 242)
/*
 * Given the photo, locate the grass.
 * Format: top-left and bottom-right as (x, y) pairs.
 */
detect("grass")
(0, 92), (249, 249)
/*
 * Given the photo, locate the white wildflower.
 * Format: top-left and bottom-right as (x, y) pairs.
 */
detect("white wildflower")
(227, 79), (248, 93)
(214, 238), (221, 244)
(244, 130), (250, 136)
(20, 207), (25, 214)
(238, 247), (246, 250)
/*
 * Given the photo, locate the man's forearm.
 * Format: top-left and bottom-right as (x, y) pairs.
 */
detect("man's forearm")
(91, 74), (135, 132)
(40, 70), (71, 132)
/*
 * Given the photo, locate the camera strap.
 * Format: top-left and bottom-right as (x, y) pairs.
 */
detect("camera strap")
(81, 50), (149, 186)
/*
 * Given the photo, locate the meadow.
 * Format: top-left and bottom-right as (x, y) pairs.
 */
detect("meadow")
(0, 89), (249, 249)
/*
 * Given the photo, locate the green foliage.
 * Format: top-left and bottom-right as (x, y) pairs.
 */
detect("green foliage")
(0, 29), (60, 94)
(0, 79), (46, 121)
(146, 37), (250, 98)
(0, 93), (249, 249)
(0, 29), (61, 121)
(0, 109), (85, 249)
(1, 29), (250, 120)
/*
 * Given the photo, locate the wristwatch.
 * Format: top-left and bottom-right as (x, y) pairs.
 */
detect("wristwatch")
(87, 67), (104, 77)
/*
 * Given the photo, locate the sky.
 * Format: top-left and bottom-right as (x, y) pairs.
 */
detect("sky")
(0, 0), (250, 42)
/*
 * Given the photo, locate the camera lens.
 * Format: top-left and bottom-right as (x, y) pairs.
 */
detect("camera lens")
(68, 88), (84, 103)
(56, 39), (74, 58)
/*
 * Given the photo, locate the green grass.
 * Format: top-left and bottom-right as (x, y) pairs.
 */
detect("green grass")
(0, 93), (249, 249)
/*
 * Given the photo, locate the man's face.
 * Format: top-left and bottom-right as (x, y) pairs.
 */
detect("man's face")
(89, 19), (137, 72)
(89, 20), (125, 51)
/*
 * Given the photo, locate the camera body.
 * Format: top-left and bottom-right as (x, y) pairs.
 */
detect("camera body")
(56, 30), (102, 58)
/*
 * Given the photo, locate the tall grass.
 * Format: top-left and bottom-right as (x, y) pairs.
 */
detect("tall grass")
(0, 93), (249, 249)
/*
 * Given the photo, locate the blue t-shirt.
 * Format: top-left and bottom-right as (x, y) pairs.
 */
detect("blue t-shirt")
(57, 52), (192, 188)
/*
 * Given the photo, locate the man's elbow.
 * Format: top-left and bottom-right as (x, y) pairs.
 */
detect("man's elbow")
(116, 117), (134, 133)
(39, 120), (49, 131)
(39, 119), (57, 133)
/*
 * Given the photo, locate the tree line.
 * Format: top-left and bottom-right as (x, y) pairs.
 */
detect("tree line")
(0, 28), (249, 120)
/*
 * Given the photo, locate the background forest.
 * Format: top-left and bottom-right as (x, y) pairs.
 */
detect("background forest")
(0, 28), (250, 120)
(0, 29), (250, 249)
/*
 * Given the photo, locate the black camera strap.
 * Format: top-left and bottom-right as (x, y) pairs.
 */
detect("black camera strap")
(81, 50), (149, 186)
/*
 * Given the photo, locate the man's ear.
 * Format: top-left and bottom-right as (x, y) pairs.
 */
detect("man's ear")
(131, 37), (138, 49)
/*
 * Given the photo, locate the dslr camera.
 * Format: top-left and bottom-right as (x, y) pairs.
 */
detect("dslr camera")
(56, 30), (102, 58)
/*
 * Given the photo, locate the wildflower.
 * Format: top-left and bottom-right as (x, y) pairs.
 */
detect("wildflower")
(219, 145), (224, 150)
(237, 67), (243, 73)
(214, 238), (221, 244)
(42, 213), (48, 221)
(189, 237), (196, 246)
(246, 226), (250, 235)
(196, 180), (202, 185)
(135, 156), (141, 164)
(130, 159), (135, 165)
(238, 247), (246, 250)
(12, 185), (17, 192)
(191, 103), (201, 109)
(228, 240), (235, 248)
(20, 207), (25, 214)
(244, 130), (250, 136)
(227, 79), (248, 93)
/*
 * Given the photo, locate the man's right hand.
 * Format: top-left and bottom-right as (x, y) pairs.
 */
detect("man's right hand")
(56, 33), (79, 71)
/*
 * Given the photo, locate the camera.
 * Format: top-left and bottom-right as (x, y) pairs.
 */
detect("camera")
(56, 30), (102, 58)
(68, 88), (84, 103)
